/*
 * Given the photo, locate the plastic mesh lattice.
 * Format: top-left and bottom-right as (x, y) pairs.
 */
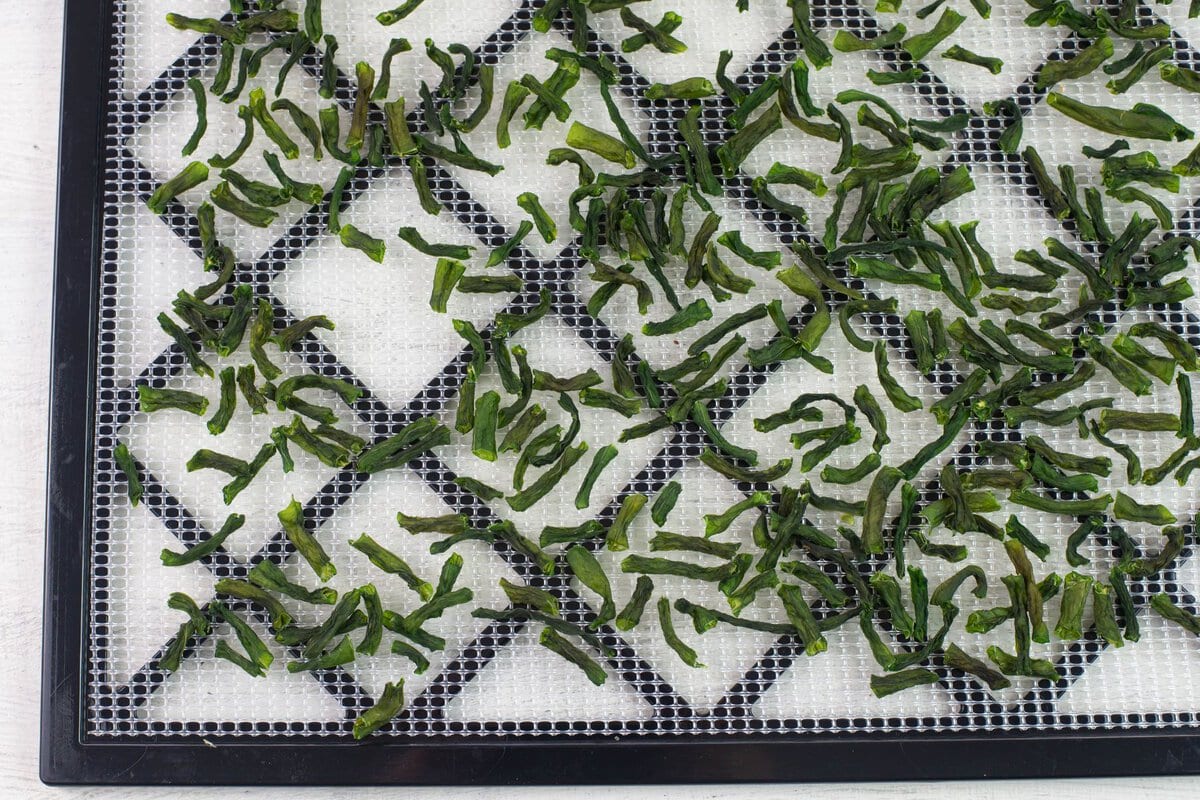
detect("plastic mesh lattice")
(89, 0), (1200, 738)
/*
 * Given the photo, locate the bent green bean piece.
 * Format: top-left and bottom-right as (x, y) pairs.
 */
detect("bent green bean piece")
(161, 513), (245, 567)
(507, 443), (588, 513)
(903, 9), (965, 60)
(606, 493), (648, 552)
(833, 23), (907, 52)
(874, 341), (923, 413)
(1038, 36), (1113, 90)
(944, 643), (1011, 691)
(567, 546), (615, 629)
(278, 498), (335, 582)
(651, 480), (682, 526)
(395, 227), (473, 260)
(352, 680), (405, 739)
(642, 298), (712, 336)
(147, 161), (209, 214)
(540, 627), (607, 685)
(575, 444), (619, 509)
(499, 577), (559, 617)
(211, 601), (273, 671)
(1114, 491), (1176, 525)
(704, 492), (770, 538)
(943, 45), (1002, 74)
(616, 575), (654, 631)
(860, 466), (904, 555)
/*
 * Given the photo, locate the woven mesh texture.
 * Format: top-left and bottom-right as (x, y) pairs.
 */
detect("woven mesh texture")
(89, 0), (1200, 738)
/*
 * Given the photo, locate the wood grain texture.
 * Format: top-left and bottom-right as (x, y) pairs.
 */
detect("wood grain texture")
(0, 0), (1191, 796)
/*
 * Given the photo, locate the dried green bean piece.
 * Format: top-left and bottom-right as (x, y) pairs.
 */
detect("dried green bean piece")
(427, 258), (466, 313)
(485, 220), (534, 268)
(601, 492), (645, 552)
(943, 45), (1002, 74)
(700, 449), (792, 484)
(1037, 36), (1114, 90)
(898, 405), (969, 481)
(574, 444), (620, 510)
(352, 679), (405, 740)
(395, 226), (474, 260)
(336, 224), (385, 263)
(165, 13), (246, 43)
(499, 577), (559, 618)
(278, 498), (335, 582)
(147, 161), (209, 214)
(113, 442), (144, 507)
(160, 512), (245, 567)
(539, 520), (604, 548)
(870, 667), (940, 698)
(621, 554), (750, 589)
(1113, 491), (1176, 525)
(789, 0), (832, 68)
(648, 480), (683, 526)
(903, 9), (965, 61)
(832, 23), (907, 52)
(701, 491), (768, 538)
(856, 465), (903, 556)
(943, 643), (1011, 691)
(717, 105), (782, 178)
(1055, 571), (1093, 641)
(564, 121), (635, 170)
(539, 627), (607, 685)
(651, 531), (741, 560)
(1151, 594), (1200, 635)
(137, 384), (209, 416)
(820, 451), (882, 485)
(567, 546), (616, 629)
(1097, 408), (1180, 435)
(507, 443), (589, 513)
(615, 575), (654, 631)
(1080, 332), (1153, 397)
(494, 80), (532, 150)
(1046, 92), (1194, 142)
(873, 341), (922, 413)
(646, 77), (716, 101)
(1089, 581), (1123, 648)
(413, 133), (503, 175)
(215, 578), (293, 631)
(350, 532), (433, 600)
(1008, 489), (1113, 517)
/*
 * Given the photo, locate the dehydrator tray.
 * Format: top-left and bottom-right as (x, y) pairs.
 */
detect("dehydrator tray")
(42, 0), (1200, 784)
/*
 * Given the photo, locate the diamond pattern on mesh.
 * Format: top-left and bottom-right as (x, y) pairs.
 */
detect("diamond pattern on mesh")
(87, 0), (1200, 738)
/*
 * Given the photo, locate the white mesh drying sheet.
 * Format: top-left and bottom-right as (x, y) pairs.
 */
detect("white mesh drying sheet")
(88, 0), (1200, 739)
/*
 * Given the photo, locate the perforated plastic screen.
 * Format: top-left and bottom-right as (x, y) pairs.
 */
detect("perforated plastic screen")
(88, 0), (1200, 739)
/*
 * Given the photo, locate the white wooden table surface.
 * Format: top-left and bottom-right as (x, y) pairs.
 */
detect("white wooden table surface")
(0, 1), (1194, 796)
